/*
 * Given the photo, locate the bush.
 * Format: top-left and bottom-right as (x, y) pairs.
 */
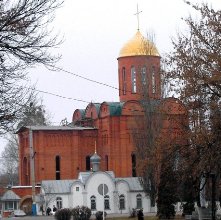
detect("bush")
(54, 208), (72, 220)
(72, 206), (91, 220)
(157, 203), (175, 219)
(95, 211), (107, 220)
(182, 202), (195, 216)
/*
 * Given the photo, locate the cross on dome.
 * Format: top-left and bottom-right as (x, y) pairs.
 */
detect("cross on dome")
(134, 4), (142, 31)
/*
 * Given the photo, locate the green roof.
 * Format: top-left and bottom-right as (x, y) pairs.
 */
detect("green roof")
(93, 103), (101, 115)
(105, 102), (124, 116)
(78, 109), (85, 118)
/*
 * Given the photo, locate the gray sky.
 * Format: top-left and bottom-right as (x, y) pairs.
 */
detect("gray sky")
(0, 0), (220, 151)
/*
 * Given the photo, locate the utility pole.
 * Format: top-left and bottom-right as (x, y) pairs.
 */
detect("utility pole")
(103, 183), (105, 220)
(29, 127), (37, 216)
(210, 173), (216, 220)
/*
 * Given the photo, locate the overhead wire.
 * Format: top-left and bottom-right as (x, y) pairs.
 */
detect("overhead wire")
(29, 87), (90, 104)
(51, 66), (119, 91)
(23, 65), (181, 108)
(30, 64), (164, 102)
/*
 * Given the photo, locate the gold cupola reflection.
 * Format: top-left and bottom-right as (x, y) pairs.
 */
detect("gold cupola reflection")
(118, 31), (159, 58)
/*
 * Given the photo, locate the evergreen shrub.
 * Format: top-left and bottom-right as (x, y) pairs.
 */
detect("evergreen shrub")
(54, 208), (72, 220)
(157, 164), (177, 219)
(95, 211), (107, 220)
(72, 206), (91, 220)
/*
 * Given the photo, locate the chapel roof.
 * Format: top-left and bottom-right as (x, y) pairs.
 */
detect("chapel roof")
(40, 173), (143, 194)
(41, 180), (74, 194)
(1, 189), (20, 201)
(90, 151), (101, 163)
(115, 177), (143, 191)
(118, 31), (160, 58)
(78, 171), (115, 184)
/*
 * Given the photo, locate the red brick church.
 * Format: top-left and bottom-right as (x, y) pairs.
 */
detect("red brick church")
(17, 30), (186, 186)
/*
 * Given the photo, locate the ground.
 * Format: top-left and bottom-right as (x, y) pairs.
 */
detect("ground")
(2, 213), (185, 220)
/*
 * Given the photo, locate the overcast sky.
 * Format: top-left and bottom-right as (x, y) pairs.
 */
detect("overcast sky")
(0, 0), (220, 150)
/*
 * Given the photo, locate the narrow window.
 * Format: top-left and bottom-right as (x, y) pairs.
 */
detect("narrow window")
(104, 195), (110, 209)
(119, 195), (125, 210)
(56, 197), (63, 209)
(55, 155), (60, 180)
(122, 67), (126, 95)
(14, 201), (18, 210)
(131, 66), (136, 93)
(23, 157), (29, 185)
(76, 187), (79, 192)
(131, 153), (137, 177)
(90, 196), (96, 210)
(136, 194), (142, 209)
(86, 156), (90, 171)
(152, 66), (156, 93)
(141, 66), (147, 85)
(105, 155), (108, 171)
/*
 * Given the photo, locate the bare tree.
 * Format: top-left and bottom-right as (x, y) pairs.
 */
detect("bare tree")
(1, 98), (50, 186)
(0, 0), (63, 134)
(165, 1), (221, 209)
(1, 133), (19, 185)
(40, 183), (56, 211)
(128, 30), (188, 216)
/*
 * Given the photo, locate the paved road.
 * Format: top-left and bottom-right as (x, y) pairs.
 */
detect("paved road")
(3, 217), (55, 220)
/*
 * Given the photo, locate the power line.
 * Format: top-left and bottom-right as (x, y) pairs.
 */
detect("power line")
(19, 85), (187, 116)
(46, 64), (165, 97)
(30, 87), (90, 104)
(53, 66), (119, 91)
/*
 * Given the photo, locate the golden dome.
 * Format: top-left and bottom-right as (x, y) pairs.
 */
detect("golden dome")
(119, 31), (160, 58)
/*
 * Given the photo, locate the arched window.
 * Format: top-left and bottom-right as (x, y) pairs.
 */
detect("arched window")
(23, 157), (30, 185)
(90, 195), (96, 210)
(56, 197), (63, 209)
(104, 195), (110, 210)
(151, 66), (156, 93)
(131, 66), (136, 93)
(122, 67), (126, 95)
(119, 194), (125, 210)
(131, 153), (136, 177)
(55, 155), (60, 180)
(136, 194), (142, 209)
(141, 66), (147, 85)
(105, 155), (108, 171)
(86, 156), (90, 171)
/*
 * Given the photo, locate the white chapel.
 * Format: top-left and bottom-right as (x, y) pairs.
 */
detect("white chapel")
(37, 150), (154, 215)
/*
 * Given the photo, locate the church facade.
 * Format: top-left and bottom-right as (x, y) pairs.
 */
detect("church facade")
(17, 30), (186, 213)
